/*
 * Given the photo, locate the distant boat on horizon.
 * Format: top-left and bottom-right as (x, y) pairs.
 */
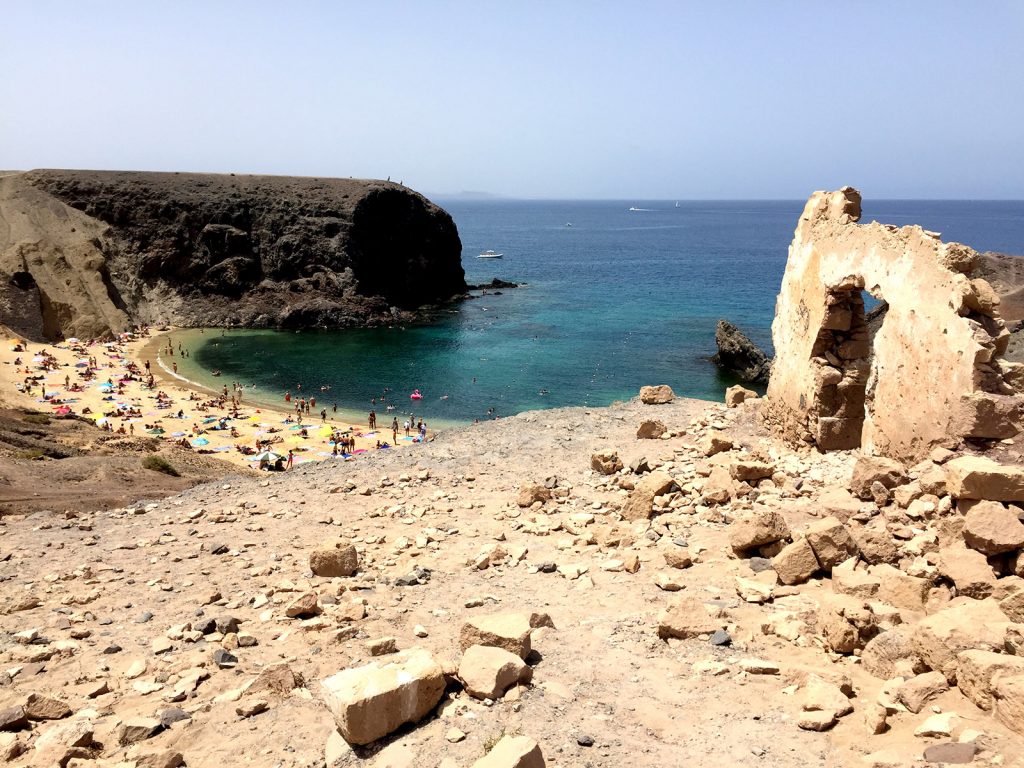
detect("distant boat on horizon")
(477, 250), (503, 259)
(675, 201), (680, 208)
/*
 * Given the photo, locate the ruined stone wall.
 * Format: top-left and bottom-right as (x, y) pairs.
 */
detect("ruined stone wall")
(763, 187), (1022, 462)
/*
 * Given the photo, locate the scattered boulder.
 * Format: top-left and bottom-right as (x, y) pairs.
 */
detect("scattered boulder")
(911, 599), (1010, 681)
(861, 630), (926, 679)
(772, 538), (819, 585)
(621, 471), (675, 521)
(458, 645), (530, 700)
(803, 516), (859, 570)
(725, 385), (758, 408)
(922, 742), (978, 765)
(285, 592), (322, 618)
(639, 385), (674, 405)
(944, 456), (1024, 502)
(871, 564), (931, 613)
(700, 431), (733, 457)
(961, 500), (1024, 555)
(895, 671), (949, 714)
(800, 674), (853, 716)
(460, 613), (533, 659)
(590, 449), (623, 475)
(817, 593), (878, 654)
(517, 484), (552, 507)
(309, 539), (359, 577)
(320, 647), (445, 746)
(850, 456), (908, 500)
(956, 649), (1024, 711)
(728, 509), (790, 554)
(993, 674), (1024, 736)
(116, 717), (164, 746)
(23, 694), (71, 721)
(0, 706), (28, 732)
(938, 545), (996, 599)
(636, 420), (667, 440)
(657, 596), (722, 639)
(471, 735), (545, 768)
(728, 459), (775, 482)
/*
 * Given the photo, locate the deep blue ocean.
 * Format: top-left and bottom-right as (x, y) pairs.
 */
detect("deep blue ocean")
(182, 199), (1024, 425)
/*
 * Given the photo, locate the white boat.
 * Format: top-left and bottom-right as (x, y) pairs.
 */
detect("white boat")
(477, 250), (503, 259)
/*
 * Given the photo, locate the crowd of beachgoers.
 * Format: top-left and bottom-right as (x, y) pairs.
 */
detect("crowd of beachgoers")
(1, 327), (429, 471)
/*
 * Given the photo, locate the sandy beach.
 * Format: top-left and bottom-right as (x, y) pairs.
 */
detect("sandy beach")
(0, 327), (425, 472)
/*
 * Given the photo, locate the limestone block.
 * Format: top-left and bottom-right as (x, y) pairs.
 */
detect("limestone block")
(725, 385), (758, 407)
(961, 500), (1024, 555)
(804, 516), (859, 570)
(894, 671), (948, 714)
(861, 630), (925, 680)
(517, 484), (552, 507)
(309, 539), (359, 577)
(729, 459), (775, 482)
(938, 545), (996, 599)
(458, 645), (530, 700)
(460, 614), (533, 659)
(320, 647), (445, 745)
(772, 538), (819, 585)
(850, 456), (908, 500)
(728, 509), (790, 553)
(818, 593), (877, 654)
(657, 596), (722, 639)
(853, 526), (900, 565)
(910, 599), (1009, 681)
(700, 431), (733, 457)
(818, 486), (863, 523)
(590, 449), (623, 475)
(471, 735), (545, 768)
(800, 674), (853, 716)
(639, 385), (674, 404)
(944, 456), (1024, 502)
(636, 420), (667, 439)
(621, 471), (675, 521)
(956, 650), (1024, 711)
(993, 674), (1024, 736)
(869, 564), (931, 613)
(832, 558), (880, 598)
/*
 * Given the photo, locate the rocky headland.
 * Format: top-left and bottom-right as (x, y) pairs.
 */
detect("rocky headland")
(0, 171), (466, 341)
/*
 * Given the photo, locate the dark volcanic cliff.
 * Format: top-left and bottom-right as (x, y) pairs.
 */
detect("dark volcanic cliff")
(0, 170), (465, 340)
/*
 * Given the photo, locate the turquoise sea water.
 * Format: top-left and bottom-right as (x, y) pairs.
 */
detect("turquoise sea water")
(181, 199), (1024, 426)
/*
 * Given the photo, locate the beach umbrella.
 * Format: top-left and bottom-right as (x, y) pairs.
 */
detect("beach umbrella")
(170, 431), (187, 437)
(191, 437), (209, 446)
(147, 427), (166, 435)
(54, 406), (71, 416)
(95, 416), (108, 426)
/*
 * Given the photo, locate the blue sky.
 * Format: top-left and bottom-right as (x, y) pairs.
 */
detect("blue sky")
(2, 1), (1022, 199)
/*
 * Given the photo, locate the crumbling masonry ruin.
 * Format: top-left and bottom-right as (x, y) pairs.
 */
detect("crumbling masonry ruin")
(763, 187), (1024, 462)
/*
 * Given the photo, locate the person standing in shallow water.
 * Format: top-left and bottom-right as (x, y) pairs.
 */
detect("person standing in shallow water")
(368, 410), (376, 429)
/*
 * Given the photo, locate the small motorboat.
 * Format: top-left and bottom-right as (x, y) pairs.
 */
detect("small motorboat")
(410, 389), (423, 400)
(477, 250), (504, 259)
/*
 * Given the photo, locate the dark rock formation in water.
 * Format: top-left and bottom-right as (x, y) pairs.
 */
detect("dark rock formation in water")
(0, 170), (465, 340)
(712, 319), (772, 384)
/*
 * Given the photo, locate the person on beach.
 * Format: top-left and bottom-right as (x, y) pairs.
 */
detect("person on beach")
(392, 421), (398, 444)
(285, 391), (291, 403)
(320, 408), (327, 422)
(287, 449), (294, 470)
(368, 410), (376, 429)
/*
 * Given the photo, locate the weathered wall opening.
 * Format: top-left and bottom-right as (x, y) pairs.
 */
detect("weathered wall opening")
(810, 287), (875, 450)
(763, 187), (1024, 462)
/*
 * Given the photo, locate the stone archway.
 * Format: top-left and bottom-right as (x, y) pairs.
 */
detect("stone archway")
(763, 187), (1022, 462)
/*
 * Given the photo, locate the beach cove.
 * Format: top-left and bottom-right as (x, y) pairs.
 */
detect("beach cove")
(0, 328), (434, 474)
